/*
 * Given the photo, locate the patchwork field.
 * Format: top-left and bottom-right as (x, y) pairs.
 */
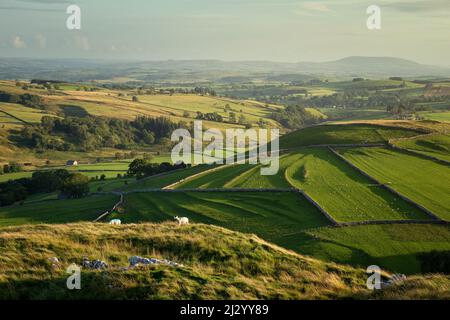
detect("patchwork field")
(0, 113), (448, 279)
(300, 224), (450, 274)
(0, 80), (289, 130)
(0, 195), (117, 226)
(170, 148), (429, 222)
(338, 147), (450, 220)
(110, 191), (330, 248)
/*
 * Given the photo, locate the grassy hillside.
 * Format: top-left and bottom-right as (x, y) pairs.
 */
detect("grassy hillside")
(111, 191), (329, 248)
(0, 222), (366, 300)
(280, 124), (419, 149)
(0, 80), (288, 129)
(1, 222), (448, 299)
(300, 224), (450, 274)
(392, 133), (450, 162)
(338, 147), (450, 220)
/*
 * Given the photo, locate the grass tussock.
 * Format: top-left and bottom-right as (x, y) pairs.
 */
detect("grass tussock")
(0, 222), (364, 300)
(0, 222), (448, 300)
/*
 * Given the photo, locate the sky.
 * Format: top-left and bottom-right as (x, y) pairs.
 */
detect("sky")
(0, 0), (449, 65)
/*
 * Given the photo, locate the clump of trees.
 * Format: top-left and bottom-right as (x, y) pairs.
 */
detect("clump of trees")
(0, 169), (90, 206)
(1, 162), (22, 174)
(60, 173), (90, 199)
(21, 115), (183, 152)
(127, 159), (188, 179)
(196, 112), (223, 123)
(0, 91), (44, 108)
(271, 105), (323, 129)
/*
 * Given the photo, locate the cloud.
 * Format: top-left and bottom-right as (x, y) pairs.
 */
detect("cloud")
(295, 1), (330, 16)
(12, 36), (27, 49)
(35, 34), (47, 49)
(302, 2), (329, 12)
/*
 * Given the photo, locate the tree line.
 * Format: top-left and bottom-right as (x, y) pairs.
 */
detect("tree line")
(21, 115), (183, 152)
(0, 91), (44, 109)
(0, 169), (90, 207)
(127, 159), (189, 179)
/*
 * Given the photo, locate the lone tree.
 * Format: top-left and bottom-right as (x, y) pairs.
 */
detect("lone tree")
(60, 173), (90, 199)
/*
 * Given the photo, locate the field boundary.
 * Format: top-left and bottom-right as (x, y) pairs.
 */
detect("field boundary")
(294, 189), (339, 225)
(0, 109), (31, 125)
(162, 164), (227, 189)
(387, 134), (450, 166)
(93, 192), (123, 222)
(103, 188), (295, 195)
(335, 219), (450, 228)
(328, 146), (443, 221)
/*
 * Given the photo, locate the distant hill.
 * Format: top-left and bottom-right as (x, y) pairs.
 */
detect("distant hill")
(0, 56), (448, 82)
(295, 56), (449, 77)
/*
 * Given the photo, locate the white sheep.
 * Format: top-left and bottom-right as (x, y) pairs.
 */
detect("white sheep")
(174, 216), (189, 225)
(109, 219), (121, 225)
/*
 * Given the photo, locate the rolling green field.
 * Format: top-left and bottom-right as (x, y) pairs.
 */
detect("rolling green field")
(173, 164), (255, 189)
(393, 133), (450, 162)
(121, 164), (217, 191)
(223, 159), (292, 189)
(0, 195), (117, 226)
(338, 147), (450, 220)
(300, 224), (450, 274)
(419, 111), (450, 122)
(89, 177), (135, 192)
(110, 191), (330, 248)
(283, 149), (428, 222)
(0, 171), (33, 183)
(320, 108), (391, 121)
(170, 148), (428, 222)
(280, 124), (420, 149)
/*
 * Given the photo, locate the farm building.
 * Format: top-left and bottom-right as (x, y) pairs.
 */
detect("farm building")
(66, 160), (78, 166)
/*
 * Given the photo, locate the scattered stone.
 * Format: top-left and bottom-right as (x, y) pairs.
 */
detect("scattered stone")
(48, 257), (61, 269)
(82, 257), (108, 270)
(128, 255), (182, 268)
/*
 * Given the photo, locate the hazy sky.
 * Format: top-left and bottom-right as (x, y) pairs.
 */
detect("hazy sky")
(0, 0), (449, 65)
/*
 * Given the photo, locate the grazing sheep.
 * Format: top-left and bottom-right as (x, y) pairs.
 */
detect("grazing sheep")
(174, 216), (189, 225)
(109, 219), (121, 225)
